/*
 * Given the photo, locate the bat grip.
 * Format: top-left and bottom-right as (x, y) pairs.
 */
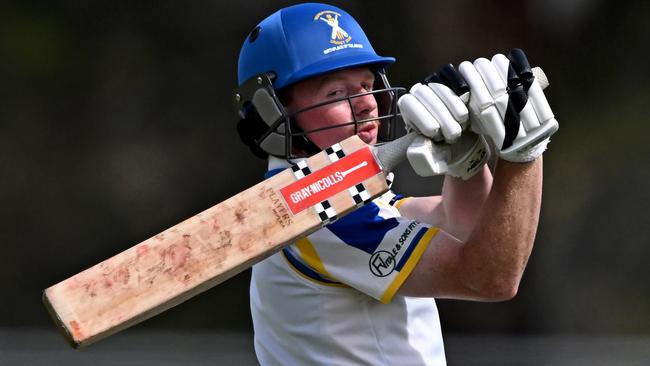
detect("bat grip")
(373, 67), (548, 172)
(532, 67), (549, 90)
(373, 132), (418, 172)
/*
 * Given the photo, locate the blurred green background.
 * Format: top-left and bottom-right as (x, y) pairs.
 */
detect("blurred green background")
(1, 0), (648, 363)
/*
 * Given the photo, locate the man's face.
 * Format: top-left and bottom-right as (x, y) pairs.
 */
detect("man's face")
(284, 67), (379, 149)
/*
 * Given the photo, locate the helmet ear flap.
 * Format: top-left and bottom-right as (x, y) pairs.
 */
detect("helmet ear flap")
(236, 111), (270, 159)
(234, 73), (284, 123)
(234, 73), (288, 159)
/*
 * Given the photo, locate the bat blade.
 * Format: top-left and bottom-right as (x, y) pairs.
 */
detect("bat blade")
(43, 135), (390, 347)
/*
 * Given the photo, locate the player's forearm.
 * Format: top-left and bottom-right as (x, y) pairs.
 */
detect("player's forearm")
(440, 165), (493, 241)
(396, 166), (492, 236)
(459, 158), (542, 300)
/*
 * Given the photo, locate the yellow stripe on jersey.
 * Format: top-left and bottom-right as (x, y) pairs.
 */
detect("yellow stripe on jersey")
(295, 237), (334, 278)
(394, 197), (412, 210)
(380, 227), (439, 304)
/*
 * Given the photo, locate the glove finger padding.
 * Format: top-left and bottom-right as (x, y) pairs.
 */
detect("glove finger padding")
(460, 49), (559, 163)
(407, 132), (489, 179)
(398, 93), (442, 138)
(401, 64), (488, 179)
(410, 83), (462, 142)
(398, 65), (469, 143)
(406, 135), (448, 177)
(459, 59), (507, 145)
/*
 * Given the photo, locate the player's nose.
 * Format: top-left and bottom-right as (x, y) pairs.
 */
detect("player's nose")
(352, 92), (377, 118)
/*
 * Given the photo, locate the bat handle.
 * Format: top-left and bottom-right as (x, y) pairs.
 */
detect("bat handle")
(532, 66), (549, 90)
(374, 67), (549, 173)
(373, 131), (418, 172)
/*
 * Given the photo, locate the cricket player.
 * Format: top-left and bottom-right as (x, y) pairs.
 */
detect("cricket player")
(234, 3), (558, 365)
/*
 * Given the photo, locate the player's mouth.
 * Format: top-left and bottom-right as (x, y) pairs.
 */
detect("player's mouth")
(356, 122), (378, 144)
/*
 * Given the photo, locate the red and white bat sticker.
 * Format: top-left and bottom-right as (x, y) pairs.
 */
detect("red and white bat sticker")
(280, 147), (381, 214)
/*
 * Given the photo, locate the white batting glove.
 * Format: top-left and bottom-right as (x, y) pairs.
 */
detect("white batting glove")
(459, 49), (559, 163)
(406, 132), (489, 180)
(398, 65), (490, 179)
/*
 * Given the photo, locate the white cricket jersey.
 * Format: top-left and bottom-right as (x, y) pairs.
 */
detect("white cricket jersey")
(250, 157), (446, 366)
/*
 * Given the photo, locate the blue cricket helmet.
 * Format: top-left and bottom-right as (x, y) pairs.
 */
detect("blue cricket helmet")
(237, 3), (395, 89)
(234, 3), (402, 159)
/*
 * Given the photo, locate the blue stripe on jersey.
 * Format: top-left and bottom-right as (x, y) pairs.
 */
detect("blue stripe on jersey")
(265, 168), (284, 179)
(327, 203), (399, 255)
(282, 248), (342, 285)
(388, 194), (405, 206)
(395, 227), (428, 271)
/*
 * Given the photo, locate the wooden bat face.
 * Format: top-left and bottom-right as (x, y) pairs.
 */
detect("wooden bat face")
(43, 135), (390, 347)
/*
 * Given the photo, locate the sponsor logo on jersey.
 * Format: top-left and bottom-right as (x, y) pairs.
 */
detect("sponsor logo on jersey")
(313, 10), (364, 55)
(369, 251), (394, 277)
(369, 221), (420, 277)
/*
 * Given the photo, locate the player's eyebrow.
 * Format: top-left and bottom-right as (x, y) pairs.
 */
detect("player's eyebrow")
(316, 69), (375, 91)
(316, 74), (348, 90)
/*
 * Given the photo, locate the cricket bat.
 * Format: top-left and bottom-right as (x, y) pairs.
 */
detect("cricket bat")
(44, 68), (549, 348)
(43, 131), (416, 347)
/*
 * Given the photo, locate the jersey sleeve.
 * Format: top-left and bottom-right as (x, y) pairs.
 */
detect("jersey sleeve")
(283, 194), (439, 303)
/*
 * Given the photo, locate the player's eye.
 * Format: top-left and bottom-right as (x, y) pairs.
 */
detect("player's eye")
(327, 89), (345, 98)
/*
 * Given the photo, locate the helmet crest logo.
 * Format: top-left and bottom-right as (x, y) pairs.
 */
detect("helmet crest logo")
(314, 10), (365, 55)
(314, 11), (352, 45)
